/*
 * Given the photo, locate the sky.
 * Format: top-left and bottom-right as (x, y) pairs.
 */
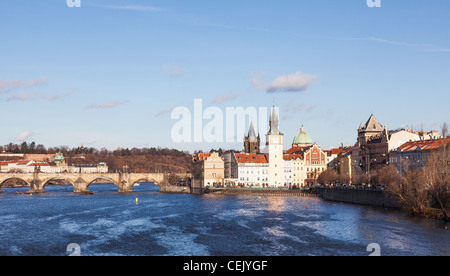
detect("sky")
(0, 0), (449, 153)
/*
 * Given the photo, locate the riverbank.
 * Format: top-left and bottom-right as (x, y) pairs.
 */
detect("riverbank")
(206, 188), (319, 197)
(318, 188), (401, 209)
(318, 187), (448, 222)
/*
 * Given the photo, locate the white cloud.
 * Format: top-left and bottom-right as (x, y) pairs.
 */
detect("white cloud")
(4, 89), (74, 102)
(283, 98), (318, 114)
(161, 64), (186, 77)
(95, 5), (165, 12)
(252, 71), (318, 93)
(0, 77), (48, 93)
(212, 91), (239, 104)
(155, 108), (174, 117)
(85, 100), (129, 110)
(341, 36), (450, 53)
(40, 90), (73, 101)
(15, 131), (33, 142)
(6, 92), (38, 102)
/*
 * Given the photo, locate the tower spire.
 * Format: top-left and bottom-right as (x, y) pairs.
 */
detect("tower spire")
(268, 105), (282, 135)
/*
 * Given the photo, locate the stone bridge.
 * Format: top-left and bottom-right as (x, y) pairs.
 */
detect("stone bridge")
(0, 172), (166, 194)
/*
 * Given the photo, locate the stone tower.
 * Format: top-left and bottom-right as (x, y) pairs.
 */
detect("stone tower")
(244, 121), (261, 154)
(266, 106), (284, 187)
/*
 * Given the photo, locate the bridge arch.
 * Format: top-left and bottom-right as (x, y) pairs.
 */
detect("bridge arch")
(131, 178), (159, 186)
(0, 177), (31, 188)
(130, 178), (160, 193)
(41, 177), (76, 189)
(86, 177), (119, 191)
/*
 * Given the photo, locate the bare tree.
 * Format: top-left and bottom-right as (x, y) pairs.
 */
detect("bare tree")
(387, 166), (430, 217)
(386, 141), (449, 221)
(441, 122), (448, 138)
(317, 169), (339, 186)
(377, 165), (402, 186)
(423, 140), (450, 222)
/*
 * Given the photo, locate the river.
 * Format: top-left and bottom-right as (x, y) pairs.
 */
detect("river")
(0, 183), (448, 256)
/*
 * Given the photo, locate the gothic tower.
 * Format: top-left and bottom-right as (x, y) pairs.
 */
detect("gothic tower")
(244, 121), (261, 154)
(266, 106), (284, 187)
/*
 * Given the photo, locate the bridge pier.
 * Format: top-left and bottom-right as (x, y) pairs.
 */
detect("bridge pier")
(117, 173), (133, 193)
(73, 180), (89, 194)
(29, 176), (45, 194)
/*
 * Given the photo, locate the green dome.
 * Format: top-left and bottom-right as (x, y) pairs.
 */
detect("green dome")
(293, 126), (313, 145)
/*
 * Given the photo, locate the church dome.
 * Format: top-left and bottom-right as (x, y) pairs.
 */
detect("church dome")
(293, 126), (313, 145)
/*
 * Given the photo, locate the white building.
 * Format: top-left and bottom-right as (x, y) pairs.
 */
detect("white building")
(225, 152), (269, 188)
(283, 156), (293, 187)
(266, 106), (285, 188)
(388, 130), (420, 151)
(0, 159), (108, 174)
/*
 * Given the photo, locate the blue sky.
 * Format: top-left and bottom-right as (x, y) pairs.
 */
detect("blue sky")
(1, 0), (449, 153)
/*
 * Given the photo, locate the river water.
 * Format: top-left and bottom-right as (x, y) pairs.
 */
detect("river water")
(0, 183), (448, 256)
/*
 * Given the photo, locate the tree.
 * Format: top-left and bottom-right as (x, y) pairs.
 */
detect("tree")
(317, 169), (339, 185)
(386, 166), (430, 217)
(377, 165), (402, 186)
(422, 140), (450, 222)
(20, 142), (28, 153)
(386, 141), (450, 221)
(338, 172), (350, 184)
(441, 121), (449, 138)
(29, 141), (36, 153)
(35, 144), (46, 154)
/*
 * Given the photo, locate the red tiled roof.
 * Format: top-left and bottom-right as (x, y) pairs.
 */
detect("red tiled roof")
(323, 148), (344, 156)
(398, 138), (449, 152)
(235, 153), (268, 164)
(0, 161), (17, 166)
(331, 148), (344, 155)
(285, 145), (311, 154)
(283, 154), (304, 161)
(28, 162), (50, 167)
(193, 153), (212, 163)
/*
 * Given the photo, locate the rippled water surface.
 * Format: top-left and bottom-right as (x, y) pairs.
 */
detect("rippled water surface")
(0, 184), (448, 256)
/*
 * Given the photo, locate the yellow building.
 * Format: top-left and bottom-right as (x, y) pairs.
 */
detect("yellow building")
(285, 126), (328, 187)
(338, 149), (353, 184)
(192, 152), (225, 188)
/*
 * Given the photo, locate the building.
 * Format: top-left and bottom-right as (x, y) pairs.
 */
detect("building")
(356, 114), (425, 174)
(192, 152), (225, 188)
(266, 106), (285, 187)
(415, 130), (441, 140)
(356, 114), (390, 173)
(222, 107), (333, 189)
(244, 121), (261, 154)
(285, 126), (327, 187)
(324, 147), (344, 169)
(225, 153), (268, 187)
(0, 153), (108, 174)
(337, 147), (353, 184)
(386, 129), (420, 151)
(390, 138), (450, 172)
(283, 154), (293, 187)
(1, 160), (33, 173)
(283, 154), (305, 188)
